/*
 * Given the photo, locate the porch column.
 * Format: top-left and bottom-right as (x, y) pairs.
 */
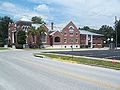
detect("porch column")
(86, 34), (88, 45)
(25, 30), (28, 44)
(91, 35), (93, 48)
(12, 32), (15, 44)
(52, 36), (54, 47)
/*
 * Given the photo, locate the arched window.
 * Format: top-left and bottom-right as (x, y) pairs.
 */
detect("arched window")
(69, 27), (74, 35)
(40, 32), (46, 42)
(54, 37), (60, 42)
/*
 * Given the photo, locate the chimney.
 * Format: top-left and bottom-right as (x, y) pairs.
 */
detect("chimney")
(51, 22), (54, 30)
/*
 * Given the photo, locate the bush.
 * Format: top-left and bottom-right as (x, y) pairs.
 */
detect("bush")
(0, 42), (4, 47)
(15, 44), (23, 49)
(17, 31), (26, 45)
(29, 44), (39, 49)
(0, 37), (4, 47)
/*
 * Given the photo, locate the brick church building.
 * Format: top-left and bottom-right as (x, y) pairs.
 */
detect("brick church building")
(8, 18), (103, 48)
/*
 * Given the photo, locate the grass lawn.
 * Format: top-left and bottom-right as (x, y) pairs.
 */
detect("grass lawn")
(0, 47), (8, 50)
(34, 53), (120, 70)
(25, 48), (73, 50)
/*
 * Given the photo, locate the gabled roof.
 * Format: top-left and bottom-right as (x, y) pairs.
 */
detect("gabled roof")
(80, 30), (103, 36)
(62, 21), (78, 30)
(49, 31), (56, 35)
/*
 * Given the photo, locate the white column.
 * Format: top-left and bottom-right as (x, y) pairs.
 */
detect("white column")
(91, 35), (93, 48)
(25, 29), (28, 44)
(12, 32), (14, 44)
(86, 34), (88, 45)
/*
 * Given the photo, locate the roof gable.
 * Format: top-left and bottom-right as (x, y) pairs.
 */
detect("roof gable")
(62, 21), (78, 31)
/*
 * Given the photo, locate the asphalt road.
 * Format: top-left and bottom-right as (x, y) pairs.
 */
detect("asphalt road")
(0, 50), (120, 90)
(50, 49), (120, 60)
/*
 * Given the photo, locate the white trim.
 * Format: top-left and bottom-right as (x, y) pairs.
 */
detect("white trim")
(69, 26), (74, 29)
(50, 45), (80, 48)
(86, 34), (88, 45)
(12, 32), (14, 44)
(91, 35), (93, 48)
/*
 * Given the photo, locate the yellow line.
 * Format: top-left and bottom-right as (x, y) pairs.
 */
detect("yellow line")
(11, 56), (120, 90)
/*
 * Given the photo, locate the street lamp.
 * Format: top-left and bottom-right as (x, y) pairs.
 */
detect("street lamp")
(108, 37), (114, 50)
(115, 16), (118, 49)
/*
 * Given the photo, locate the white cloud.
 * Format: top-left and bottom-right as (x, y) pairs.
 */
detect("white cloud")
(0, 2), (16, 11)
(0, 2), (47, 20)
(1, 0), (120, 28)
(52, 0), (120, 27)
(34, 4), (49, 12)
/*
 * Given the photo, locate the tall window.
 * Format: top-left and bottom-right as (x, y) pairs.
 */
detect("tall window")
(70, 37), (73, 43)
(76, 38), (78, 43)
(64, 38), (67, 43)
(54, 37), (60, 42)
(64, 31), (67, 36)
(69, 27), (74, 35)
(81, 35), (86, 40)
(40, 32), (46, 43)
(76, 32), (78, 36)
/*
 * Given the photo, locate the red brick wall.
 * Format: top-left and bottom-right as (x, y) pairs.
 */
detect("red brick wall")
(61, 21), (80, 45)
(8, 23), (16, 47)
(43, 25), (50, 46)
(52, 31), (62, 45)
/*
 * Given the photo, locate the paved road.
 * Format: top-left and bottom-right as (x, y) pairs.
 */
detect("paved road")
(0, 50), (120, 90)
(49, 49), (120, 60)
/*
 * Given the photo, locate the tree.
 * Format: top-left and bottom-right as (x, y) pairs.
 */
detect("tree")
(17, 31), (26, 45)
(99, 25), (115, 41)
(31, 16), (45, 24)
(0, 16), (13, 45)
(28, 25), (45, 48)
(115, 20), (120, 46)
(81, 26), (90, 31)
(28, 27), (37, 44)
(80, 26), (98, 33)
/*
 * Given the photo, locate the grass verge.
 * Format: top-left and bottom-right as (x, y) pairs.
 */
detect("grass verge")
(34, 53), (120, 70)
(0, 47), (8, 50)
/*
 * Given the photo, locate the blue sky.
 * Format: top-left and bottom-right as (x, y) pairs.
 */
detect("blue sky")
(0, 0), (120, 29)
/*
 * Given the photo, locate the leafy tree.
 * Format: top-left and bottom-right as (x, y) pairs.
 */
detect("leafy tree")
(0, 16), (13, 45)
(28, 25), (45, 48)
(99, 25), (115, 41)
(17, 31), (26, 45)
(31, 16), (45, 24)
(81, 26), (90, 31)
(28, 27), (37, 43)
(80, 26), (98, 33)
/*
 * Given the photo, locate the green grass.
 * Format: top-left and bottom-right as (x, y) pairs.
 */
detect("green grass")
(24, 48), (88, 50)
(0, 47), (8, 50)
(34, 53), (120, 70)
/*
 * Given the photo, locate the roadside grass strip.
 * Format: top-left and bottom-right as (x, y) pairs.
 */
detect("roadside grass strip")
(0, 47), (8, 50)
(34, 53), (120, 70)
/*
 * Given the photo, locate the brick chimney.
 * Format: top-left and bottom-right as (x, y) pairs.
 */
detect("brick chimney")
(51, 22), (54, 30)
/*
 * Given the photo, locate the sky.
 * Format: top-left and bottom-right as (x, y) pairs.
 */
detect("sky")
(0, 0), (120, 29)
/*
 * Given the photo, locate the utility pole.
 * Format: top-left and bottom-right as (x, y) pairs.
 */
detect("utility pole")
(115, 16), (118, 50)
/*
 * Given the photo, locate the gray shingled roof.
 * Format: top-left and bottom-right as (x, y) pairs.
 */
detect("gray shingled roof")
(80, 30), (103, 36)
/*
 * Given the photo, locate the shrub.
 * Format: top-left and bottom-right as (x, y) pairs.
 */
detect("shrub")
(0, 42), (4, 47)
(29, 44), (39, 49)
(15, 44), (23, 49)
(17, 31), (26, 45)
